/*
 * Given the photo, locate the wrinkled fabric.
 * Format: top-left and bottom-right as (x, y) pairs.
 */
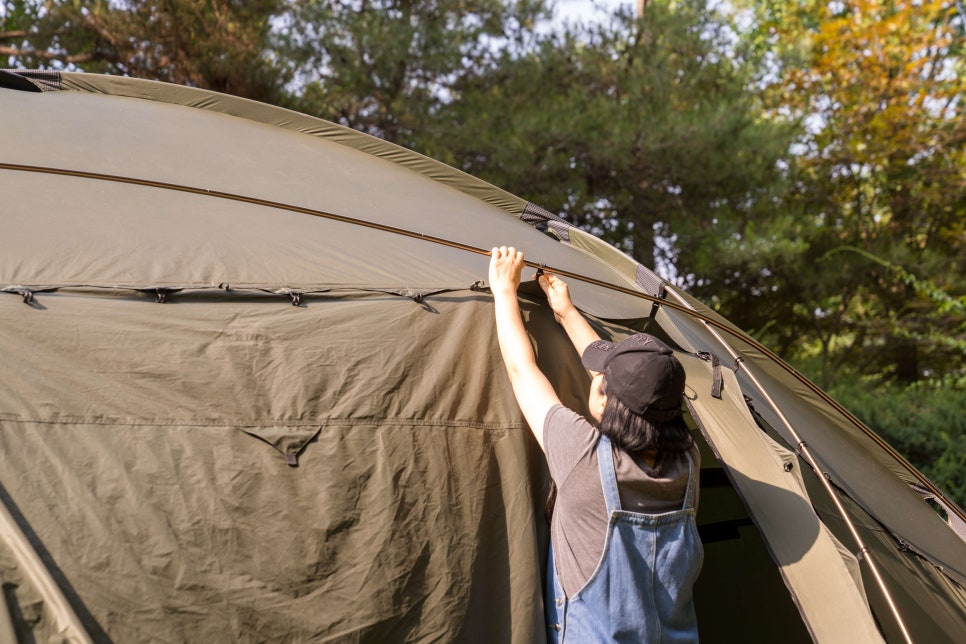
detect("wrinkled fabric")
(0, 292), (587, 642)
(3, 73), (966, 643)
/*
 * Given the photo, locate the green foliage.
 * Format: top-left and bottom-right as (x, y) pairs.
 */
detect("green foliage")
(824, 374), (966, 509)
(3, 0), (963, 509)
(824, 246), (966, 320)
(279, 0), (553, 147)
(1, 0), (290, 101)
(425, 1), (795, 280)
(740, 0), (966, 388)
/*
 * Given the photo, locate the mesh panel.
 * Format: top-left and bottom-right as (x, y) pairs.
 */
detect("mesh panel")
(520, 202), (572, 242)
(0, 69), (63, 92)
(911, 482), (966, 541)
(520, 201), (566, 225)
(636, 264), (665, 297)
(546, 220), (571, 243)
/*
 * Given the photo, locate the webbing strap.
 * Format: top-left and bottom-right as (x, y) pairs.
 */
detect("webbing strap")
(696, 351), (724, 400)
(647, 283), (667, 319)
(710, 353), (723, 399)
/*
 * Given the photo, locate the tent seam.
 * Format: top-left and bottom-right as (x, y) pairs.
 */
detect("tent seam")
(0, 415), (525, 431)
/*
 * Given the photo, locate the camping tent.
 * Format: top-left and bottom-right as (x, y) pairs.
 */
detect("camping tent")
(1, 69), (964, 643)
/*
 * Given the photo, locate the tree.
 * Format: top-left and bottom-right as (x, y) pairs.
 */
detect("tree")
(4, 0), (795, 290)
(278, 0), (553, 148)
(424, 1), (795, 282)
(749, 0), (966, 386)
(3, 0), (961, 502)
(1, 0), (289, 102)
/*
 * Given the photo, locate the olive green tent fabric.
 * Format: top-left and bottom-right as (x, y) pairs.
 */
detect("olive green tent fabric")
(0, 292), (568, 642)
(2, 69), (966, 642)
(657, 291), (966, 586)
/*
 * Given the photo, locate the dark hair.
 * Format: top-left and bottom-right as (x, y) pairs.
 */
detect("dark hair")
(545, 378), (693, 525)
(597, 378), (693, 454)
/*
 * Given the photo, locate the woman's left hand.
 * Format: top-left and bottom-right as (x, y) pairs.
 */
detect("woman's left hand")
(488, 246), (525, 295)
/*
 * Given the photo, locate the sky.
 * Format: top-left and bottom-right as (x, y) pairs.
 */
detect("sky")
(552, 0), (635, 25)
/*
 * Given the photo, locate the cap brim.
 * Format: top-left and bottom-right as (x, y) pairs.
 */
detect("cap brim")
(581, 340), (616, 372)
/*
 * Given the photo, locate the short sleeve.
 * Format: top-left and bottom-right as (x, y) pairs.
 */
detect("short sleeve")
(543, 405), (599, 483)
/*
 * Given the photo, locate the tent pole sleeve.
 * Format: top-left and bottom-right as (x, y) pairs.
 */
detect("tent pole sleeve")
(0, 496), (93, 644)
(2, 161), (959, 525)
(663, 288), (915, 644)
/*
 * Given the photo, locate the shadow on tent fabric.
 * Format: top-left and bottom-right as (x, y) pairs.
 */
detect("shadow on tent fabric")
(0, 481), (111, 642)
(691, 444), (820, 642)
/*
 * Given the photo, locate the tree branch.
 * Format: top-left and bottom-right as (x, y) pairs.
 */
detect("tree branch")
(0, 45), (94, 64)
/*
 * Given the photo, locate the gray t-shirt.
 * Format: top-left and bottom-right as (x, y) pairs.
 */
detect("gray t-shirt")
(543, 404), (700, 597)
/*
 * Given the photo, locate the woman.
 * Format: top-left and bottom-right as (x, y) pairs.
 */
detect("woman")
(488, 246), (702, 643)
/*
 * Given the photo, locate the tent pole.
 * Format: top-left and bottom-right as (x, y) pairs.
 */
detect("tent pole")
(527, 258), (966, 529)
(0, 496), (93, 643)
(3, 162), (961, 526)
(663, 288), (915, 644)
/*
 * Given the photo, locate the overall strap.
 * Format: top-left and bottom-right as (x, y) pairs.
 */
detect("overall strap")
(680, 451), (696, 511)
(599, 437), (697, 514)
(596, 436), (622, 513)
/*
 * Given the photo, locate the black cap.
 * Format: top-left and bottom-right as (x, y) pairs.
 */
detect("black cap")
(581, 333), (686, 423)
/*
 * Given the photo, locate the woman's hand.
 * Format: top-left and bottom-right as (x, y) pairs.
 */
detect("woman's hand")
(538, 271), (576, 324)
(488, 245), (561, 450)
(489, 246), (525, 296)
(538, 269), (601, 355)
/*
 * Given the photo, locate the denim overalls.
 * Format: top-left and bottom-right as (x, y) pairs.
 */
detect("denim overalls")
(546, 436), (703, 643)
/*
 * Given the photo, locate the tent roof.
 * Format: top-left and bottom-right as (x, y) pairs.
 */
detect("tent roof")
(2, 69), (646, 319)
(2, 69), (965, 643)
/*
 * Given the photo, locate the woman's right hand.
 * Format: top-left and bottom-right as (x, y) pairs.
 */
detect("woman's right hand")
(537, 271), (575, 324)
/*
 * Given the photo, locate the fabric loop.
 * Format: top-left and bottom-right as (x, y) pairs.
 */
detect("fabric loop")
(696, 351), (724, 399)
(710, 353), (723, 399)
(647, 283), (667, 319)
